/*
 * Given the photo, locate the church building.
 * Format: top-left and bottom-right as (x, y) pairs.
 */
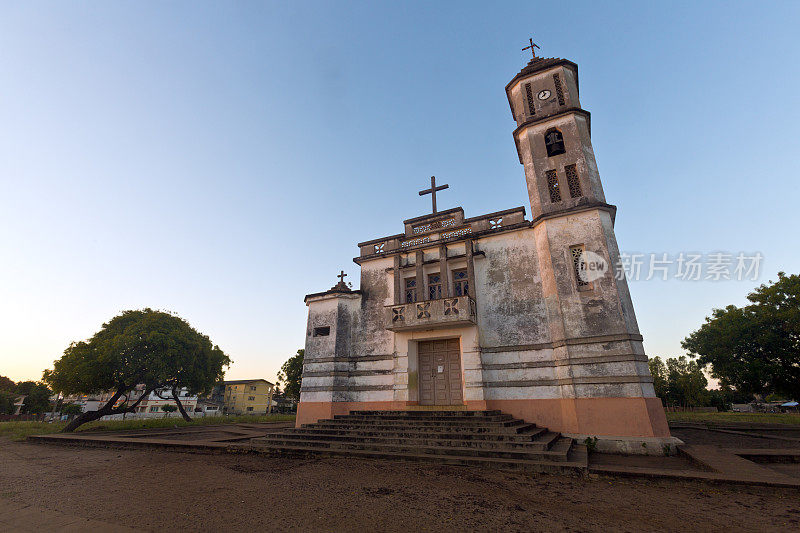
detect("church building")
(297, 54), (672, 449)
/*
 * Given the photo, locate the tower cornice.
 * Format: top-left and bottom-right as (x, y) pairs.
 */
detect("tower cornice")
(505, 57), (579, 94)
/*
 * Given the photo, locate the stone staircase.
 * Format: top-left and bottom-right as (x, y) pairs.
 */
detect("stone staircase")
(250, 410), (588, 474)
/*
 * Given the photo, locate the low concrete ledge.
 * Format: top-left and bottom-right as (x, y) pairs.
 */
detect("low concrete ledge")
(563, 433), (684, 456)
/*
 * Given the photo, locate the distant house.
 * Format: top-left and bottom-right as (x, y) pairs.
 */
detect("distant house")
(271, 392), (298, 414)
(223, 379), (274, 415)
(134, 387), (198, 414)
(195, 398), (223, 414)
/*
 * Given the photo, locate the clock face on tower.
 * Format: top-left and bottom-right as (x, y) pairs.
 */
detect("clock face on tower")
(537, 89), (551, 100)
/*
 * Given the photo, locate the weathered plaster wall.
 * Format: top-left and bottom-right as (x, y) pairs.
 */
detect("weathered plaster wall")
(473, 230), (549, 348)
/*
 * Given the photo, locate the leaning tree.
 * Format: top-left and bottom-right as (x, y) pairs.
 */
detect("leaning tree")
(44, 309), (230, 432)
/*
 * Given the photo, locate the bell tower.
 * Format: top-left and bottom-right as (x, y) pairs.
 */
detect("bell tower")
(504, 52), (674, 447)
(506, 56), (608, 219)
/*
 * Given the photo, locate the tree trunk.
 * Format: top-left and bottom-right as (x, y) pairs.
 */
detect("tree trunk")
(61, 387), (152, 432)
(172, 387), (193, 422)
(61, 407), (108, 432)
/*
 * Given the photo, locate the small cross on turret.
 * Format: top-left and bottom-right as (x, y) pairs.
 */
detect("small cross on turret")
(330, 269), (351, 291)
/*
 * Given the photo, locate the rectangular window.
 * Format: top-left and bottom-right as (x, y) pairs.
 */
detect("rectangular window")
(250, 386), (257, 391)
(546, 170), (562, 203)
(248, 396), (255, 401)
(525, 83), (535, 116)
(453, 269), (469, 297)
(428, 273), (442, 300)
(247, 406), (254, 411)
(553, 73), (565, 106)
(149, 406), (160, 413)
(570, 245), (590, 288)
(404, 278), (417, 303)
(565, 164), (582, 198)
(313, 326), (330, 337)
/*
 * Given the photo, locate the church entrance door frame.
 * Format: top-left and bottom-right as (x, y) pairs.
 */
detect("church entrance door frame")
(417, 338), (464, 406)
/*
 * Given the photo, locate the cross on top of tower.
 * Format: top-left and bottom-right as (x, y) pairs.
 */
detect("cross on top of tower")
(418, 176), (449, 214)
(522, 37), (540, 59)
(337, 270), (347, 283)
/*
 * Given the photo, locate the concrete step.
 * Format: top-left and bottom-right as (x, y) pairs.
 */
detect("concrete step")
(246, 440), (587, 474)
(290, 426), (548, 443)
(308, 418), (528, 430)
(252, 435), (572, 462)
(349, 410), (502, 417)
(271, 429), (558, 451)
(333, 414), (514, 423)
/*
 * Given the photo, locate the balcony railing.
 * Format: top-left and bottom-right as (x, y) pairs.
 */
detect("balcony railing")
(384, 296), (477, 332)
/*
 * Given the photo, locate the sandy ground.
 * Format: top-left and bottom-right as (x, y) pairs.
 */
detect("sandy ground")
(2, 439), (799, 532)
(670, 427), (800, 449)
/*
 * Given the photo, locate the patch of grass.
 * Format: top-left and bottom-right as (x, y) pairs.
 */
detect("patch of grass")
(666, 411), (800, 426)
(0, 414), (295, 441)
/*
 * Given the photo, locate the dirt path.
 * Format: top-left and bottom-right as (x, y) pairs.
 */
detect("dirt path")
(1, 439), (799, 532)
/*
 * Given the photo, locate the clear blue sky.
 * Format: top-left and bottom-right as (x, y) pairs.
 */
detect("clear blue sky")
(2, 1), (799, 384)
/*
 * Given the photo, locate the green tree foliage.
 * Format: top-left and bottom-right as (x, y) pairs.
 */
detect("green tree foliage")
(276, 349), (304, 400)
(61, 403), (83, 416)
(682, 272), (800, 400)
(648, 357), (668, 400)
(0, 375), (16, 392)
(0, 390), (17, 415)
(0, 376), (18, 415)
(43, 309), (230, 432)
(15, 381), (52, 414)
(160, 404), (178, 417)
(649, 355), (709, 408)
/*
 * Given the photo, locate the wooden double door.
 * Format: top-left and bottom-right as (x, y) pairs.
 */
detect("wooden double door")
(418, 339), (463, 406)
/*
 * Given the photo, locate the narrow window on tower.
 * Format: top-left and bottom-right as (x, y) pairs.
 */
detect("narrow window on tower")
(313, 326), (330, 337)
(452, 269), (468, 297)
(545, 128), (566, 157)
(404, 278), (417, 303)
(553, 73), (566, 106)
(525, 83), (535, 116)
(428, 273), (442, 300)
(546, 170), (562, 203)
(565, 164), (583, 198)
(570, 245), (591, 289)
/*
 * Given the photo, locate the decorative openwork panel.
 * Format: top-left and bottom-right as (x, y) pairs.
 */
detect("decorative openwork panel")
(416, 302), (431, 319)
(546, 170), (562, 203)
(571, 245), (590, 287)
(401, 235), (430, 248)
(525, 83), (535, 115)
(412, 218), (456, 235)
(391, 306), (404, 323)
(553, 73), (565, 106)
(441, 227), (472, 240)
(374, 243), (385, 253)
(489, 217), (503, 229)
(565, 164), (582, 198)
(443, 299), (459, 315)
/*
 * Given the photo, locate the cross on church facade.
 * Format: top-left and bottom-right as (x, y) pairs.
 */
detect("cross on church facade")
(522, 37), (540, 59)
(418, 176), (449, 214)
(337, 270), (347, 283)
